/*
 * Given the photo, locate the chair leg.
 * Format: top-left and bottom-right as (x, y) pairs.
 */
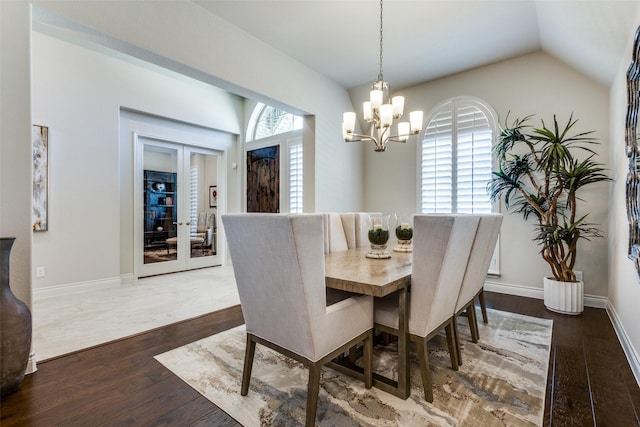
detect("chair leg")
(466, 304), (479, 343)
(416, 336), (434, 402)
(363, 330), (373, 389)
(305, 363), (322, 427)
(445, 319), (459, 371)
(452, 314), (462, 367)
(478, 290), (488, 324)
(241, 334), (256, 396)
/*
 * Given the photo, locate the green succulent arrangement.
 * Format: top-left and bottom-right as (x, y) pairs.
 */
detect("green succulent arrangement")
(368, 228), (390, 245)
(395, 226), (413, 241)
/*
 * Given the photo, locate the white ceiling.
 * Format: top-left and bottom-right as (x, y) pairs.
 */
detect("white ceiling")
(196, 0), (639, 89)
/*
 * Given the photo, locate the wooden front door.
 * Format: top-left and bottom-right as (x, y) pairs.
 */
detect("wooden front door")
(247, 145), (279, 213)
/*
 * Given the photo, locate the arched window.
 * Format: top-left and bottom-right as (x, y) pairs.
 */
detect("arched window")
(419, 97), (497, 214)
(248, 103), (303, 142)
(246, 103), (304, 213)
(419, 97), (500, 273)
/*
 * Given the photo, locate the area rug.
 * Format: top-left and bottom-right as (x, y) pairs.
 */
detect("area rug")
(155, 308), (552, 426)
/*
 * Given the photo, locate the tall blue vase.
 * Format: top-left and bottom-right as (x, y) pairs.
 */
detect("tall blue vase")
(1, 237), (32, 396)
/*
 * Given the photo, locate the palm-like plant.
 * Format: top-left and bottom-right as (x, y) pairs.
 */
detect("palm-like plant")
(488, 114), (611, 282)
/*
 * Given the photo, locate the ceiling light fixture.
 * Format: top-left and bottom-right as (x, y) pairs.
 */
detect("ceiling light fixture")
(342, 0), (423, 152)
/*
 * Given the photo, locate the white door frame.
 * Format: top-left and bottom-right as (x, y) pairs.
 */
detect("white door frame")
(133, 133), (227, 278)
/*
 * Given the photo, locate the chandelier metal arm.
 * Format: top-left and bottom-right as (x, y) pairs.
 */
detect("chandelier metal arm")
(345, 124), (420, 152)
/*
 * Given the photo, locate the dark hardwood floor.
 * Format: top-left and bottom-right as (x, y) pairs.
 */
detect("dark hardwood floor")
(487, 292), (640, 427)
(2, 293), (639, 426)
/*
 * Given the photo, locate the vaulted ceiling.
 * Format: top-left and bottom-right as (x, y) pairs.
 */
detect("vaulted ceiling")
(197, 0), (639, 89)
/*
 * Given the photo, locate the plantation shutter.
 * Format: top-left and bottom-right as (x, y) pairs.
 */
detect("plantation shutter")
(420, 104), (454, 213)
(289, 140), (303, 213)
(421, 101), (493, 213)
(455, 104), (493, 213)
(420, 98), (499, 273)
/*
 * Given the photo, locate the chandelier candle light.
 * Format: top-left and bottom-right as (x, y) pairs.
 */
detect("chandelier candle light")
(342, 0), (423, 152)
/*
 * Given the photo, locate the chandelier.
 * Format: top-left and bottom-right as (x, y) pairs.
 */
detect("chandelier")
(342, 0), (423, 152)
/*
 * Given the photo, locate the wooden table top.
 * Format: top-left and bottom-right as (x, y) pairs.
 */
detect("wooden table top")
(324, 247), (412, 297)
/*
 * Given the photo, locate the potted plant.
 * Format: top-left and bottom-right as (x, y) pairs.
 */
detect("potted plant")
(488, 114), (611, 314)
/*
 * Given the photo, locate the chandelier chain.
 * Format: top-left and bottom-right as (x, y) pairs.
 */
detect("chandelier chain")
(378, 0), (384, 82)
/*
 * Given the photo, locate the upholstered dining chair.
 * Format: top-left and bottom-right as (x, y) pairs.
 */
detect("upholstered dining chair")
(374, 214), (480, 402)
(322, 213), (349, 253)
(340, 212), (373, 249)
(324, 212), (377, 306)
(323, 212), (378, 253)
(453, 214), (503, 365)
(222, 213), (374, 427)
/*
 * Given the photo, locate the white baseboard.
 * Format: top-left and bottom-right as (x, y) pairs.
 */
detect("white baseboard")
(606, 303), (640, 388)
(484, 279), (608, 308)
(33, 276), (124, 299)
(484, 280), (544, 300)
(26, 352), (37, 375)
(120, 273), (135, 286)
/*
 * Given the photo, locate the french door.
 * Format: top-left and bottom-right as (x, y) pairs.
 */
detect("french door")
(136, 137), (222, 277)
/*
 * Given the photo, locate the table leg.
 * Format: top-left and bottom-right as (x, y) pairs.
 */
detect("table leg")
(368, 284), (411, 399)
(396, 285), (410, 399)
(327, 283), (412, 400)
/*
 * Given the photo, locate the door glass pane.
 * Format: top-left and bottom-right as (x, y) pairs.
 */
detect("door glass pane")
(143, 145), (179, 264)
(189, 152), (218, 259)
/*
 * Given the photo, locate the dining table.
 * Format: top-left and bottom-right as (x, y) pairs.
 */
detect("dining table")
(324, 246), (412, 400)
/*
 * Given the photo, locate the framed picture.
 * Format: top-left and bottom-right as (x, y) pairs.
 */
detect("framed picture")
(209, 185), (217, 208)
(32, 125), (49, 231)
(625, 25), (640, 281)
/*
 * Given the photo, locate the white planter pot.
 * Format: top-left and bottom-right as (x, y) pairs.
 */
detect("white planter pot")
(543, 276), (584, 315)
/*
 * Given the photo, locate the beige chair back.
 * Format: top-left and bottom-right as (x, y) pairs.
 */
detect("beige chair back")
(223, 214), (327, 359)
(340, 212), (374, 249)
(455, 214), (503, 313)
(322, 213), (349, 253)
(323, 212), (375, 252)
(223, 213), (374, 362)
(409, 214), (480, 337)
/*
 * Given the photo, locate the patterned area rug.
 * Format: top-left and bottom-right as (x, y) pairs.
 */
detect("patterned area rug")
(155, 309), (552, 426)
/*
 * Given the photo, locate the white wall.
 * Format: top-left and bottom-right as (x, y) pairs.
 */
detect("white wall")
(22, 0), (365, 295)
(1, 1), (33, 305)
(31, 31), (241, 290)
(360, 52), (611, 297)
(608, 15), (640, 380)
(32, 0), (364, 213)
